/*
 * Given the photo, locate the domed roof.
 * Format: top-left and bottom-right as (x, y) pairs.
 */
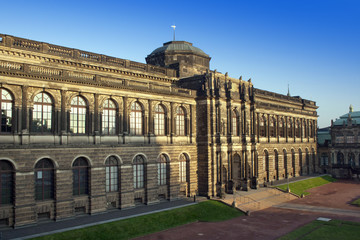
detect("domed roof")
(333, 105), (360, 126)
(148, 41), (209, 58)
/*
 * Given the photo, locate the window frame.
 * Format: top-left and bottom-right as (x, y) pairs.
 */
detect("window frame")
(35, 159), (54, 201)
(130, 102), (143, 135)
(0, 160), (14, 206)
(154, 104), (165, 136)
(0, 88), (13, 134)
(176, 107), (185, 136)
(102, 99), (117, 135)
(133, 155), (145, 189)
(157, 154), (168, 186)
(70, 96), (87, 134)
(72, 158), (89, 196)
(32, 92), (53, 134)
(105, 156), (119, 192)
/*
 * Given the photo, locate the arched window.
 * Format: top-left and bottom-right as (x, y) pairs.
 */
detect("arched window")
(337, 152), (344, 165)
(130, 102), (142, 135)
(303, 121), (308, 138)
(179, 153), (188, 183)
(133, 155), (145, 189)
(32, 92), (53, 133)
(259, 116), (266, 137)
(232, 110), (238, 136)
(35, 159), (54, 200)
(102, 99), (116, 135)
(0, 88), (13, 133)
(295, 120), (300, 138)
(70, 96), (87, 134)
(279, 118), (285, 137)
(269, 117), (276, 137)
(288, 119), (293, 138)
(154, 104), (165, 135)
(105, 156), (118, 192)
(0, 160), (14, 206)
(176, 107), (185, 136)
(72, 157), (89, 195)
(157, 154), (168, 186)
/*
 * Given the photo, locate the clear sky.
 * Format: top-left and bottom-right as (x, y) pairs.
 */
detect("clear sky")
(1, 0), (359, 128)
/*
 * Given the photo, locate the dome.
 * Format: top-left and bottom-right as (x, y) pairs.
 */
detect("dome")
(148, 41), (209, 58)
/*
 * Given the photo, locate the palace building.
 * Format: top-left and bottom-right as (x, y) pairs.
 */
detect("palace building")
(0, 34), (318, 227)
(318, 106), (360, 178)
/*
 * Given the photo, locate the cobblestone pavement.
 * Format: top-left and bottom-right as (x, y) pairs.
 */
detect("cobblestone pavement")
(136, 179), (360, 240)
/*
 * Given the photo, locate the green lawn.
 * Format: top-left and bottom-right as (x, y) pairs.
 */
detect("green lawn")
(278, 219), (360, 240)
(351, 198), (360, 207)
(276, 175), (336, 196)
(33, 200), (244, 240)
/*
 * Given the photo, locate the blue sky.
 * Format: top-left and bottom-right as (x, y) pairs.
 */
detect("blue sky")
(2, 0), (359, 127)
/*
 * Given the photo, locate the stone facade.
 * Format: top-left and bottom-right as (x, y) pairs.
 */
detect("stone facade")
(0, 34), (317, 227)
(318, 107), (360, 178)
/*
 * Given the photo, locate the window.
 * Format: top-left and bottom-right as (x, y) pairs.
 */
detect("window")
(154, 104), (165, 135)
(70, 96), (87, 134)
(130, 102), (142, 135)
(32, 92), (52, 133)
(72, 157), (89, 195)
(336, 135), (345, 144)
(347, 135), (355, 143)
(179, 154), (188, 183)
(0, 160), (14, 206)
(259, 116), (266, 137)
(295, 120), (300, 138)
(0, 88), (13, 133)
(309, 122), (314, 138)
(105, 156), (118, 192)
(232, 110), (238, 135)
(269, 117), (276, 137)
(157, 154), (168, 185)
(337, 152), (344, 165)
(288, 119), (293, 138)
(133, 155), (145, 189)
(279, 118), (285, 137)
(35, 159), (54, 200)
(176, 107), (185, 136)
(102, 99), (116, 135)
(303, 121), (308, 138)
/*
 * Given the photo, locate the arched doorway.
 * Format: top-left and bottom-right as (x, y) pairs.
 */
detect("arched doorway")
(275, 150), (279, 180)
(265, 150), (270, 182)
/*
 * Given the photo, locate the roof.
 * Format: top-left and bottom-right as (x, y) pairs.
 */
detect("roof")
(317, 129), (331, 145)
(148, 41), (209, 58)
(333, 110), (360, 126)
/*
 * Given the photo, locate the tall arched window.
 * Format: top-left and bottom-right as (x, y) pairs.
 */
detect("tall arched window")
(133, 155), (145, 189)
(102, 99), (116, 135)
(176, 107), (185, 136)
(295, 120), (300, 138)
(0, 88), (13, 133)
(35, 159), (54, 200)
(130, 102), (142, 135)
(154, 104), (165, 135)
(105, 156), (118, 192)
(259, 116), (266, 137)
(232, 110), (238, 136)
(70, 96), (87, 134)
(279, 118), (285, 137)
(32, 92), (53, 133)
(337, 152), (345, 165)
(288, 119), (293, 138)
(72, 157), (89, 195)
(179, 153), (188, 183)
(0, 160), (14, 206)
(269, 117), (276, 137)
(303, 121), (308, 138)
(157, 154), (168, 186)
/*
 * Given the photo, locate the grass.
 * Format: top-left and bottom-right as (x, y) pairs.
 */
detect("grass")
(276, 175), (336, 196)
(351, 198), (360, 207)
(278, 219), (360, 240)
(33, 200), (244, 240)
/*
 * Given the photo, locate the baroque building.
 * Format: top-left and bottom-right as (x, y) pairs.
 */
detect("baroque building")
(0, 34), (317, 227)
(318, 105), (360, 178)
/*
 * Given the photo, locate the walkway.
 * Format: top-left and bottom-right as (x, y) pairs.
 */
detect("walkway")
(1, 199), (196, 240)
